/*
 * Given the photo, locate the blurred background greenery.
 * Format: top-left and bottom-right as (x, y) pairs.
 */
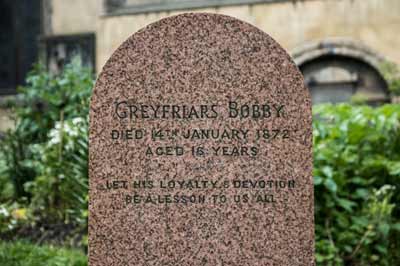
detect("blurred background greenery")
(0, 60), (399, 266)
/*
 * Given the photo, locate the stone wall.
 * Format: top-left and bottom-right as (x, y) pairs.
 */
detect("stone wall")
(42, 0), (100, 35)
(1, 0), (398, 132)
(43, 0), (400, 71)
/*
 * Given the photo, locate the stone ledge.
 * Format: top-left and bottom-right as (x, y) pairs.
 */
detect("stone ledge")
(291, 38), (386, 70)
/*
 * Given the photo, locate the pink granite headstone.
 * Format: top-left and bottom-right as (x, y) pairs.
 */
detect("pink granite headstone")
(89, 13), (314, 266)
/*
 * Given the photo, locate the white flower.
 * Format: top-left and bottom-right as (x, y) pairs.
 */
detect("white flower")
(0, 206), (10, 217)
(72, 117), (84, 125)
(48, 128), (61, 145)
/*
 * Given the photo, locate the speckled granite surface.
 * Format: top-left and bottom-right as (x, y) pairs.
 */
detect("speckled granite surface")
(89, 13), (314, 266)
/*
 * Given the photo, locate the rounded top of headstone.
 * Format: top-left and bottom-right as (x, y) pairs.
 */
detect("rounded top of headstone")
(92, 12), (310, 108)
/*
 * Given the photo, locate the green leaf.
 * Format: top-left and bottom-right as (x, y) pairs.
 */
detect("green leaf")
(324, 178), (337, 193)
(376, 244), (388, 254)
(378, 223), (390, 237)
(388, 161), (400, 176)
(392, 223), (400, 232)
(336, 198), (357, 212)
(314, 176), (323, 185)
(354, 188), (369, 199)
(321, 166), (334, 179)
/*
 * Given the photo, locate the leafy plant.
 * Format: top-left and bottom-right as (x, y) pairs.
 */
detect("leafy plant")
(380, 61), (400, 96)
(0, 58), (399, 266)
(0, 59), (92, 245)
(0, 241), (87, 266)
(0, 58), (93, 200)
(0, 202), (32, 234)
(25, 117), (88, 224)
(313, 104), (400, 265)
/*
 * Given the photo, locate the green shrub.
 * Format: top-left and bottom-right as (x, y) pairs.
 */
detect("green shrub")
(313, 104), (400, 265)
(380, 61), (400, 96)
(0, 59), (92, 239)
(0, 59), (399, 265)
(0, 241), (87, 266)
(0, 58), (92, 200)
(0, 152), (14, 201)
(25, 117), (88, 224)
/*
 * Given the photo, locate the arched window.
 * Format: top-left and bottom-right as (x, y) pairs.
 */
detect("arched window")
(293, 40), (389, 105)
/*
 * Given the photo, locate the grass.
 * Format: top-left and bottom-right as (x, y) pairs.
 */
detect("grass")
(0, 241), (87, 266)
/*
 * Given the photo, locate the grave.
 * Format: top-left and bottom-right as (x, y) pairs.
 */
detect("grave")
(89, 13), (314, 266)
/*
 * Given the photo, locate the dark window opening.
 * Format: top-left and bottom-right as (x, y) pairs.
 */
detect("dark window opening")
(0, 0), (41, 95)
(300, 55), (389, 105)
(41, 34), (96, 75)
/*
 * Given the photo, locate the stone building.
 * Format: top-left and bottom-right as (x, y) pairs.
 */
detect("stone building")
(1, 0), (399, 131)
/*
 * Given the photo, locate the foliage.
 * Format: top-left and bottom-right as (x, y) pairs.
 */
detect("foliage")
(25, 117), (88, 224)
(0, 58), (92, 200)
(313, 104), (400, 265)
(0, 241), (87, 266)
(350, 93), (369, 105)
(380, 61), (400, 96)
(0, 59), (92, 240)
(0, 59), (400, 265)
(0, 202), (32, 233)
(0, 152), (14, 201)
